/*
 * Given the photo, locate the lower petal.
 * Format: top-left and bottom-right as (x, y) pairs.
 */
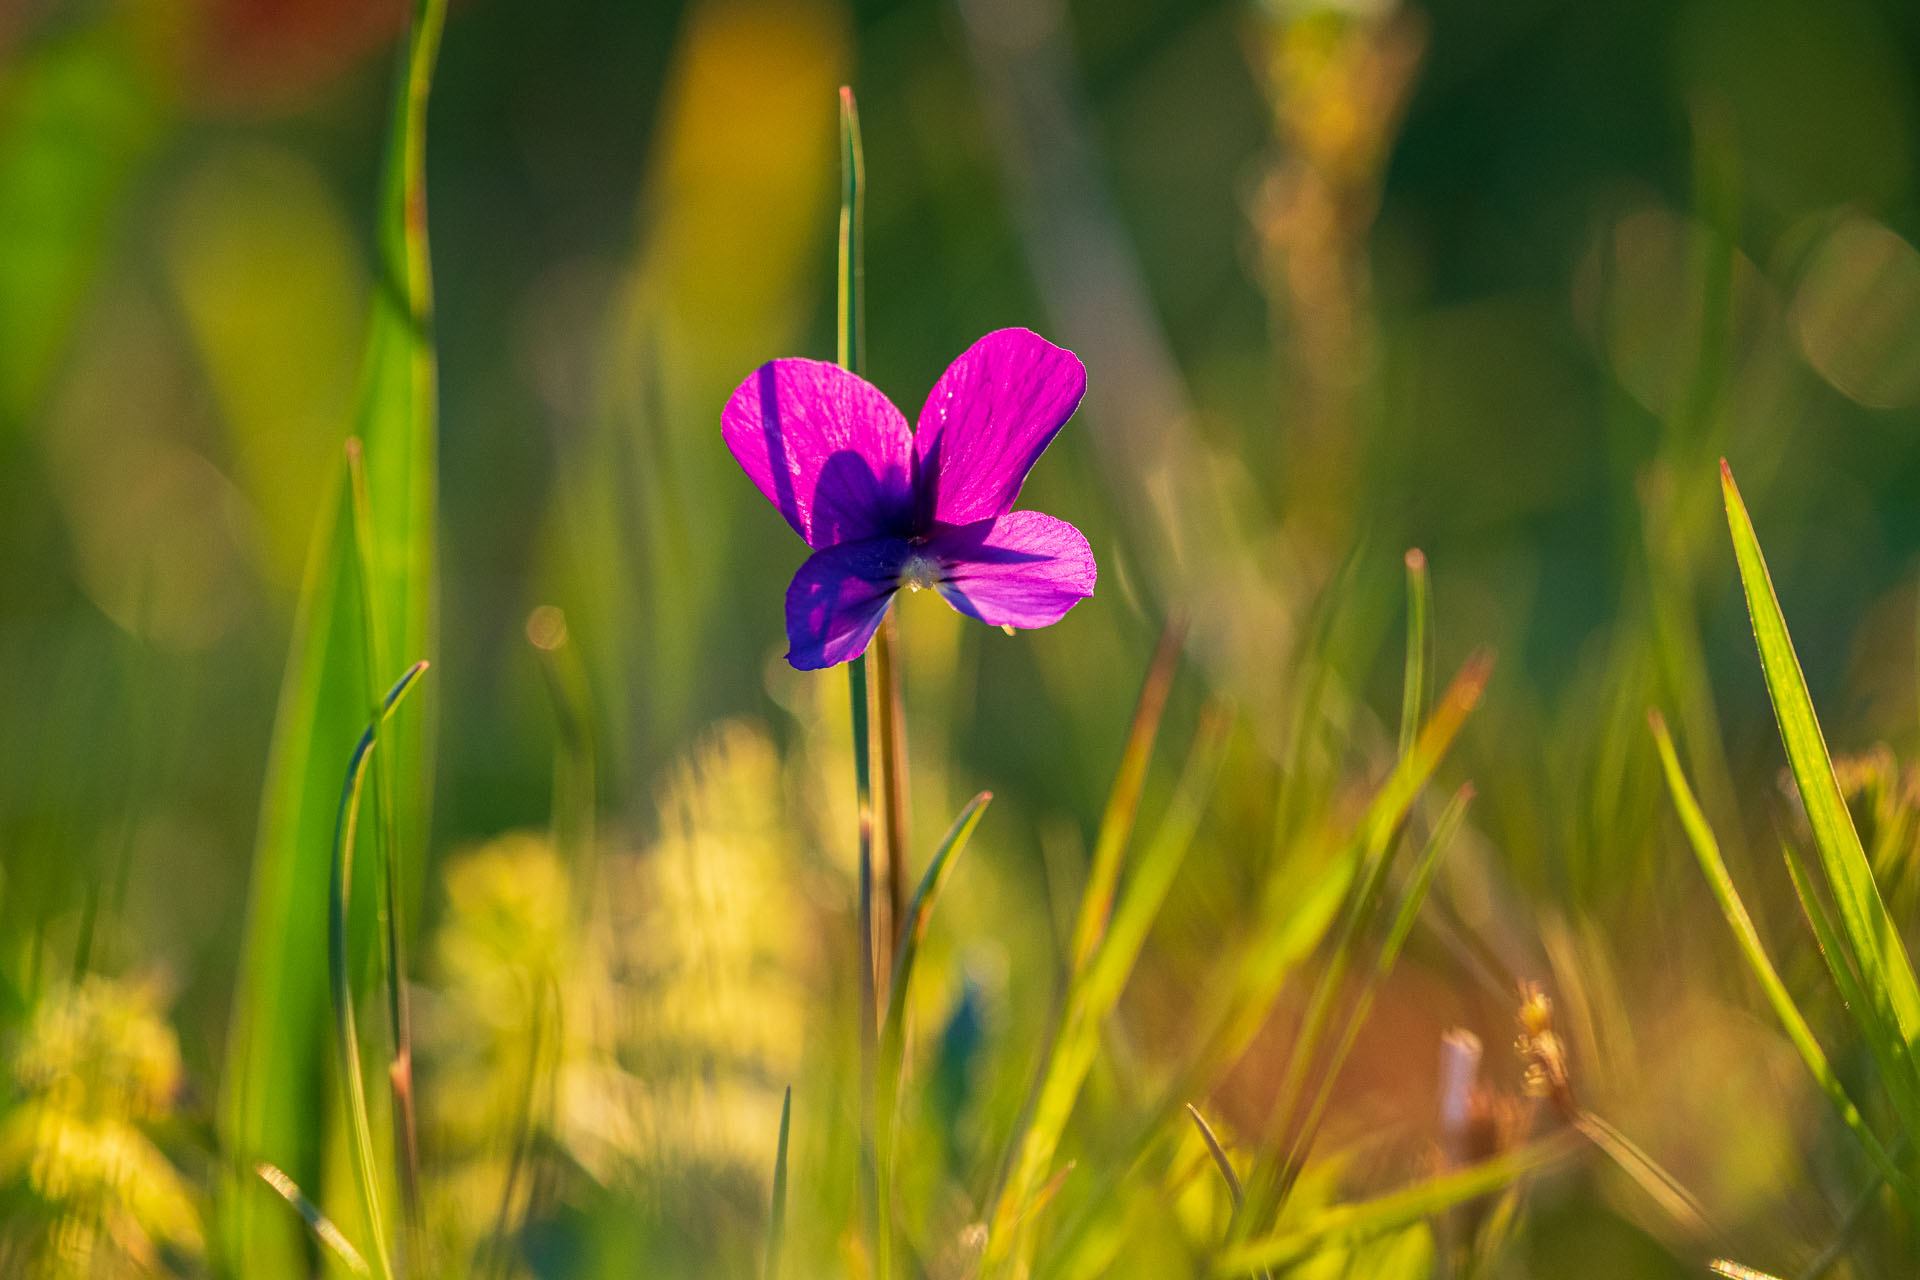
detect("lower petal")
(784, 537), (911, 669)
(924, 510), (1096, 631)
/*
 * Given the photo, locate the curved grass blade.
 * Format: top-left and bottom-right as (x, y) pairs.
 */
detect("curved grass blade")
(253, 1161), (370, 1277)
(219, 3), (445, 1272)
(1187, 1105), (1245, 1210)
(1651, 711), (1917, 1209)
(1721, 462), (1920, 1082)
(1215, 1131), (1581, 1274)
(766, 1085), (793, 1280)
(328, 661), (429, 1280)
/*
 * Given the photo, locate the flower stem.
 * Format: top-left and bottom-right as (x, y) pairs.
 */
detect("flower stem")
(872, 614), (910, 961)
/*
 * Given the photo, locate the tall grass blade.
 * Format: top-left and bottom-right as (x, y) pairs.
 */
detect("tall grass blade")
(219, 2), (445, 1272)
(1186, 1105), (1244, 1210)
(1650, 711), (1916, 1206)
(766, 1085), (792, 1280)
(1216, 1131), (1581, 1274)
(1071, 617), (1187, 973)
(1721, 463), (1920, 1097)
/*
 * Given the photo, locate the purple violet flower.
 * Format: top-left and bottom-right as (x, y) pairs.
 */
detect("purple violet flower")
(723, 327), (1097, 670)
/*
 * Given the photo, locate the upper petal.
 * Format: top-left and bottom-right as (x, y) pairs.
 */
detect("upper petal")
(912, 329), (1086, 527)
(784, 536), (911, 669)
(923, 510), (1096, 631)
(723, 358), (915, 547)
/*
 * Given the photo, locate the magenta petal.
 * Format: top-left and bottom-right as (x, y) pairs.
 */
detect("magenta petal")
(723, 358), (915, 548)
(924, 510), (1096, 631)
(784, 537), (911, 669)
(913, 329), (1086, 527)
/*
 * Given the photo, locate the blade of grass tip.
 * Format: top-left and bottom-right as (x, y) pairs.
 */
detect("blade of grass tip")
(985, 701), (1231, 1272)
(345, 439), (423, 1253)
(1275, 784), (1475, 1200)
(1650, 711), (1917, 1207)
(837, 82), (886, 1280)
(1710, 1264), (1785, 1280)
(328, 662), (428, 1280)
(1072, 615), (1188, 976)
(1240, 653), (1492, 1232)
(766, 1085), (793, 1280)
(1186, 1105), (1244, 1210)
(1216, 1131), (1582, 1275)
(254, 1162), (370, 1277)
(876, 794), (992, 1229)
(1721, 462), (1920, 1071)
(874, 612), (910, 961)
(1399, 549), (1431, 761)
(526, 606), (597, 912)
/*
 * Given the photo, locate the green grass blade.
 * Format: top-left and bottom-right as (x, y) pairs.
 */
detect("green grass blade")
(1071, 617), (1186, 974)
(1721, 462), (1920, 1068)
(766, 1085), (793, 1280)
(1399, 549), (1431, 760)
(1186, 1105), (1245, 1210)
(1651, 711), (1916, 1206)
(328, 662), (428, 1280)
(985, 700), (1232, 1270)
(218, 5), (445, 1270)
(1216, 1131), (1581, 1274)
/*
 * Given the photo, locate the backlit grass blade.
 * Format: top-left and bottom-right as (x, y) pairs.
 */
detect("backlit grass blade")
(218, 3), (445, 1272)
(985, 700), (1231, 1271)
(766, 1085), (792, 1280)
(253, 1161), (370, 1277)
(1215, 1131), (1581, 1274)
(1240, 653), (1492, 1227)
(1399, 549), (1431, 760)
(1186, 1105), (1244, 1210)
(329, 661), (429, 1280)
(1071, 617), (1186, 973)
(1650, 711), (1916, 1207)
(1720, 463), (1920, 1083)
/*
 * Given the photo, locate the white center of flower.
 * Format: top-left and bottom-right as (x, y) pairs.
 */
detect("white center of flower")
(899, 549), (943, 592)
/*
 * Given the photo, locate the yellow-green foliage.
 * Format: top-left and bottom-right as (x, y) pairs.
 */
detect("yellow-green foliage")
(0, 977), (201, 1277)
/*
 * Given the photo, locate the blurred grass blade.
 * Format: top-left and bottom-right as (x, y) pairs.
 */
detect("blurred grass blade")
(1216, 1131), (1581, 1274)
(1721, 463), (1920, 1087)
(766, 1085), (792, 1280)
(985, 700), (1230, 1270)
(1399, 549), (1431, 760)
(218, 4), (445, 1269)
(1277, 783), (1474, 1192)
(253, 1162), (370, 1277)
(1186, 1105), (1244, 1210)
(881, 792), (993, 1069)
(1650, 711), (1916, 1207)
(1242, 653), (1492, 1225)
(1071, 617), (1187, 973)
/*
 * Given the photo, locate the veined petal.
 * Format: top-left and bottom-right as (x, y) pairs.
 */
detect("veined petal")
(723, 358), (915, 548)
(924, 510), (1096, 631)
(784, 536), (912, 669)
(913, 329), (1086, 527)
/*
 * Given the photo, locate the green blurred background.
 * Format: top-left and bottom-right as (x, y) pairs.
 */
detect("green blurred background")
(6, 0), (1920, 1275)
